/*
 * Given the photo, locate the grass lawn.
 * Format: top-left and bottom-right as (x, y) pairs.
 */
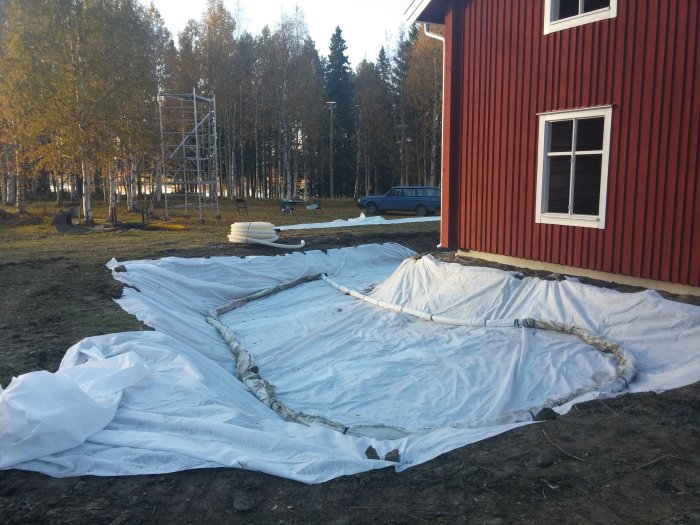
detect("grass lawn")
(0, 196), (439, 261)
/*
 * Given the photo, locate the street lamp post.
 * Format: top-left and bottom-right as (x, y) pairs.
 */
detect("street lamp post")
(326, 101), (336, 198)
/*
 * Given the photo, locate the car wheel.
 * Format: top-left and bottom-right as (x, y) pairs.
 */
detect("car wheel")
(415, 204), (428, 217)
(365, 202), (379, 215)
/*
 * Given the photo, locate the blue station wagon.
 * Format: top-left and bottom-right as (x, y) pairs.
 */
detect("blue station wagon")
(357, 186), (441, 216)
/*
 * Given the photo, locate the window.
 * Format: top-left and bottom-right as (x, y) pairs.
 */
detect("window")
(535, 106), (612, 229)
(544, 0), (617, 34)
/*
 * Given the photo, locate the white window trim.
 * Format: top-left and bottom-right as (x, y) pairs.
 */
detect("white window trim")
(544, 0), (617, 35)
(535, 106), (612, 229)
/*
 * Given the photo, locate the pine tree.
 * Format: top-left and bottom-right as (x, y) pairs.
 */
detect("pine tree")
(324, 27), (354, 197)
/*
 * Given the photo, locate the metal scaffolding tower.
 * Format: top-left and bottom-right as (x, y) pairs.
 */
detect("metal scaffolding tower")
(158, 90), (219, 222)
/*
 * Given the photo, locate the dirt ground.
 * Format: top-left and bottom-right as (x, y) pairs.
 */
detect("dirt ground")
(1, 227), (699, 524)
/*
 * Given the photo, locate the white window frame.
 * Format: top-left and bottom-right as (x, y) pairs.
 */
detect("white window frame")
(544, 0), (617, 35)
(535, 106), (612, 229)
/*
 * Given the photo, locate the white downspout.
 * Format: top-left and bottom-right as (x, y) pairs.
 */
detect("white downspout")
(423, 23), (446, 248)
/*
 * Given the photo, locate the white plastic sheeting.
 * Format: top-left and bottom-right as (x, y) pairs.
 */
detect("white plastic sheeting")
(0, 353), (147, 468)
(276, 212), (440, 230)
(1, 244), (699, 483)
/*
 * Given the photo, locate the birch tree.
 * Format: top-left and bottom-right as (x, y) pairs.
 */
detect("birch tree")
(0, 0), (161, 220)
(406, 29), (443, 186)
(354, 59), (388, 198)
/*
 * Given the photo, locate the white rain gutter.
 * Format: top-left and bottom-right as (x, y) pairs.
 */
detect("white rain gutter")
(423, 23), (446, 249)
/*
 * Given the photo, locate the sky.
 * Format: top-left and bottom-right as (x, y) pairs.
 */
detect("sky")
(144, 0), (412, 66)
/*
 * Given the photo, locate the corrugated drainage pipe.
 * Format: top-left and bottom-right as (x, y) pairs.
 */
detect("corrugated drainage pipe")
(228, 222), (305, 249)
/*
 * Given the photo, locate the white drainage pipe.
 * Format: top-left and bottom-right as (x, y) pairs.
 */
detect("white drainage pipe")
(321, 272), (638, 404)
(228, 222), (305, 249)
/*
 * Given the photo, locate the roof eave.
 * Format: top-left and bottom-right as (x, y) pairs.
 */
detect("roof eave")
(404, 0), (447, 25)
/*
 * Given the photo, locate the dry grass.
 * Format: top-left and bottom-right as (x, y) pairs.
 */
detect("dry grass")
(0, 197), (439, 264)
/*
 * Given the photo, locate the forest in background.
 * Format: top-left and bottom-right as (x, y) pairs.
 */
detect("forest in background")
(0, 0), (442, 223)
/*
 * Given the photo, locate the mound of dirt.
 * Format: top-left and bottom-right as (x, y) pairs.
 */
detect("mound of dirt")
(52, 210), (92, 234)
(0, 208), (45, 226)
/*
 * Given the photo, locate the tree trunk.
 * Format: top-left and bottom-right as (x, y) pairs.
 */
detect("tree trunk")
(302, 149), (309, 199)
(282, 82), (292, 201)
(102, 170), (109, 203)
(6, 147), (16, 206)
(228, 106), (236, 199)
(293, 132), (299, 200)
(283, 131), (291, 200)
(70, 172), (78, 201)
(127, 155), (138, 212)
(13, 147), (24, 213)
(393, 95), (407, 186)
(54, 171), (64, 206)
(254, 102), (260, 198)
(364, 144), (370, 196)
(107, 160), (118, 224)
(81, 158), (94, 225)
(353, 139), (360, 201)
(154, 157), (163, 203)
(239, 85), (245, 198)
(15, 151), (25, 214)
(2, 148), (11, 205)
(15, 178), (26, 214)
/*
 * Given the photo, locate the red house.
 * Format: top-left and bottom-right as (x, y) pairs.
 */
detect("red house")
(407, 0), (699, 294)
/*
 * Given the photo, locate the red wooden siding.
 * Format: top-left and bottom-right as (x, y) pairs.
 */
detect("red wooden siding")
(440, 0), (700, 286)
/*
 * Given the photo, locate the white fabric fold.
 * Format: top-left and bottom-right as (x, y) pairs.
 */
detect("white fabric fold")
(1, 245), (698, 483)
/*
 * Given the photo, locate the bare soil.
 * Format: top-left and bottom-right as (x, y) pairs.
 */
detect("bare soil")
(1, 227), (699, 524)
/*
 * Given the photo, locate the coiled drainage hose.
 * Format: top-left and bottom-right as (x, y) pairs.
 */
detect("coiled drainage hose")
(228, 222), (305, 249)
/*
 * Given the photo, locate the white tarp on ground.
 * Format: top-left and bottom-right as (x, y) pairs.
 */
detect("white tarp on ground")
(276, 213), (440, 230)
(1, 244), (699, 483)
